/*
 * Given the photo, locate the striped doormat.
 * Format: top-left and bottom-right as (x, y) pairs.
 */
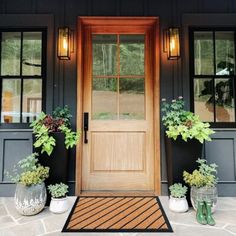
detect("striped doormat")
(62, 196), (173, 233)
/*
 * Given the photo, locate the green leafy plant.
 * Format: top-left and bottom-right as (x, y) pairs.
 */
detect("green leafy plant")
(52, 105), (72, 128)
(30, 107), (80, 156)
(161, 97), (215, 143)
(169, 183), (188, 198)
(183, 159), (218, 188)
(59, 125), (80, 149)
(48, 183), (69, 198)
(5, 153), (49, 186)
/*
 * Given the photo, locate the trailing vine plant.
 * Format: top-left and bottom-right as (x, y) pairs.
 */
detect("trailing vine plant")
(30, 106), (80, 156)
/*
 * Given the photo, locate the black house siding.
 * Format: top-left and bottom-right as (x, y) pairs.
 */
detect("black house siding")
(0, 0), (236, 196)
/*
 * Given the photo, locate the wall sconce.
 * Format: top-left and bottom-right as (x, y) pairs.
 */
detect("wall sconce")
(164, 28), (180, 60)
(57, 27), (73, 60)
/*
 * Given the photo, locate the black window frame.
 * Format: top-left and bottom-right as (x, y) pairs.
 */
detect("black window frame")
(0, 28), (47, 129)
(189, 27), (236, 128)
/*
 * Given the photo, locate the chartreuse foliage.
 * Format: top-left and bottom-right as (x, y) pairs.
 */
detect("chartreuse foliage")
(169, 183), (188, 198)
(30, 106), (80, 156)
(5, 153), (49, 186)
(161, 97), (215, 143)
(183, 159), (218, 188)
(31, 112), (56, 156)
(48, 183), (69, 198)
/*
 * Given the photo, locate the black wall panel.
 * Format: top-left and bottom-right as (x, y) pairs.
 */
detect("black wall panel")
(0, 131), (32, 196)
(120, 0), (144, 16)
(5, 0), (33, 13)
(91, 0), (118, 16)
(205, 131), (236, 196)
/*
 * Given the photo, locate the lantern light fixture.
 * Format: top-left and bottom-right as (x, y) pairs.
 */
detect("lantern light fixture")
(57, 27), (73, 60)
(164, 27), (180, 60)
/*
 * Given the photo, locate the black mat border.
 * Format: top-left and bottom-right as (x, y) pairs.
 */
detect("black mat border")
(62, 196), (173, 233)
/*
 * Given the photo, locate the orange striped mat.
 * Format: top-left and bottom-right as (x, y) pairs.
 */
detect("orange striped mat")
(62, 196), (173, 233)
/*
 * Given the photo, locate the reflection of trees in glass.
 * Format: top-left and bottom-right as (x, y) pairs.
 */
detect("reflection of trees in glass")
(216, 32), (235, 75)
(194, 32), (214, 75)
(194, 31), (235, 76)
(1, 32), (42, 76)
(1, 33), (21, 75)
(93, 78), (117, 92)
(120, 78), (144, 93)
(120, 43), (144, 76)
(93, 43), (117, 76)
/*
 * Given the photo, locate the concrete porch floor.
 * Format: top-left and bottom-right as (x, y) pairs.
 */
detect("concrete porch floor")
(0, 196), (236, 236)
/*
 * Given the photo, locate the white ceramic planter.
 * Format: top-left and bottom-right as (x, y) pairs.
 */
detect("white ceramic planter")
(169, 196), (189, 213)
(49, 197), (69, 214)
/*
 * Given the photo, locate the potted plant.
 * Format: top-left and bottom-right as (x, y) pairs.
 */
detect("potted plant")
(169, 183), (189, 213)
(6, 153), (49, 216)
(48, 183), (69, 214)
(162, 96), (215, 204)
(183, 158), (218, 212)
(30, 106), (80, 202)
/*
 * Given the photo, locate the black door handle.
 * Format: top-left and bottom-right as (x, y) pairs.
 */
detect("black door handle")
(83, 112), (89, 144)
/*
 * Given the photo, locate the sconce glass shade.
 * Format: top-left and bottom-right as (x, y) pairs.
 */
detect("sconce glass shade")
(166, 28), (180, 60)
(58, 27), (71, 60)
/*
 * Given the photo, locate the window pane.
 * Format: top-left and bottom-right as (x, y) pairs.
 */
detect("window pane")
(194, 78), (214, 122)
(92, 78), (117, 120)
(22, 32), (42, 76)
(1, 32), (21, 76)
(215, 32), (235, 75)
(93, 35), (117, 76)
(215, 78), (235, 122)
(119, 78), (145, 119)
(1, 79), (21, 123)
(22, 79), (42, 123)
(120, 35), (145, 76)
(194, 32), (214, 75)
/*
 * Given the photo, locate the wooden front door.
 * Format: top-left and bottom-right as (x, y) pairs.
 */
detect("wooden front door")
(77, 17), (160, 194)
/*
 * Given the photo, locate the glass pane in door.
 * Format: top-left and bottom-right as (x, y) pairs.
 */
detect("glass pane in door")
(120, 35), (145, 76)
(92, 34), (145, 120)
(92, 35), (117, 76)
(92, 78), (117, 120)
(120, 78), (145, 119)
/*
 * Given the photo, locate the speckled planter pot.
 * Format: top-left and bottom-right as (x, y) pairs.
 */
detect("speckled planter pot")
(14, 182), (47, 216)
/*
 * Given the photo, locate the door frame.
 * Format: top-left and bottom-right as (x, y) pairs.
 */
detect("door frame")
(76, 16), (160, 196)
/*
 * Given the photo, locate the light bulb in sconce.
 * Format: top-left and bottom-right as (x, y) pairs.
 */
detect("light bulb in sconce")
(58, 27), (72, 60)
(164, 27), (180, 60)
(63, 37), (68, 50)
(170, 38), (175, 51)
